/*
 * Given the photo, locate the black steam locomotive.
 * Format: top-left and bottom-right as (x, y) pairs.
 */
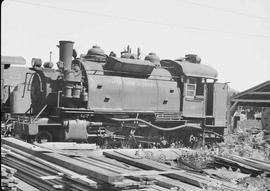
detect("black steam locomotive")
(8, 41), (229, 147)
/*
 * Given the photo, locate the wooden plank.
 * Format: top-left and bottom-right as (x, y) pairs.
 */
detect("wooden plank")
(165, 171), (214, 188)
(15, 177), (40, 191)
(103, 151), (204, 187)
(39, 175), (62, 180)
(2, 157), (55, 179)
(3, 159), (63, 190)
(43, 152), (123, 183)
(213, 155), (260, 171)
(248, 92), (270, 95)
(2, 137), (123, 184)
(229, 155), (270, 172)
(250, 157), (270, 165)
(3, 156), (98, 191)
(183, 171), (239, 190)
(204, 169), (250, 182)
(75, 157), (131, 174)
(104, 150), (172, 171)
(1, 147), (11, 153)
(148, 184), (172, 191)
(210, 160), (259, 175)
(63, 177), (97, 191)
(109, 178), (142, 189)
(154, 176), (202, 191)
(14, 171), (58, 191)
(3, 145), (98, 188)
(35, 142), (96, 150)
(75, 157), (145, 188)
(2, 156), (64, 190)
(1, 164), (17, 174)
(65, 182), (96, 191)
(86, 153), (141, 171)
(121, 170), (176, 177)
(121, 169), (208, 178)
(4, 150), (62, 175)
(104, 151), (237, 189)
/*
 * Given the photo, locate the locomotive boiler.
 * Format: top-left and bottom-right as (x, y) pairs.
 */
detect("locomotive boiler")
(15, 41), (229, 147)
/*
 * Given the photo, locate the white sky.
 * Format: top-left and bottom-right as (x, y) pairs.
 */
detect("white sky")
(2, 0), (270, 91)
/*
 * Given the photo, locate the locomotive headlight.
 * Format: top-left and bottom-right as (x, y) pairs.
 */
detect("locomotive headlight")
(31, 58), (42, 68)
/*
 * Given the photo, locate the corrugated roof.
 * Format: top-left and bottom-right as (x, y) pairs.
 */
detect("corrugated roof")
(231, 81), (270, 106)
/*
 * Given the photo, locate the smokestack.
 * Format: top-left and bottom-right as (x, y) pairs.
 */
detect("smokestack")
(59, 41), (74, 71)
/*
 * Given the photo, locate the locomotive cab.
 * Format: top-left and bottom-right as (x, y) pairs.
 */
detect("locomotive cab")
(161, 55), (228, 138)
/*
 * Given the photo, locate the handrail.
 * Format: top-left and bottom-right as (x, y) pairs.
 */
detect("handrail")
(32, 104), (47, 122)
(84, 69), (180, 79)
(22, 72), (31, 98)
(27, 73), (35, 91)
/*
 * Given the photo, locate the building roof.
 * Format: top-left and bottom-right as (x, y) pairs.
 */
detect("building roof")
(160, 59), (218, 79)
(231, 81), (270, 107)
(3, 66), (33, 87)
(1, 56), (26, 65)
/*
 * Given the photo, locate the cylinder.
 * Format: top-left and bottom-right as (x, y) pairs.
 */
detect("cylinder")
(59, 40), (74, 73)
(63, 84), (73, 98)
(81, 88), (88, 102)
(72, 85), (81, 99)
(63, 120), (90, 140)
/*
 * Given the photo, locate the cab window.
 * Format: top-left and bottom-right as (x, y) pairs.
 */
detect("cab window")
(186, 78), (196, 97)
(196, 78), (204, 96)
(186, 77), (204, 97)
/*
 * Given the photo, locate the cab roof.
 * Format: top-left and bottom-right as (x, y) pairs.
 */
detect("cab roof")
(161, 59), (218, 79)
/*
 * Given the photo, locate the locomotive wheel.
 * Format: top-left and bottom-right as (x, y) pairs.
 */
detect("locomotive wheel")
(35, 130), (53, 143)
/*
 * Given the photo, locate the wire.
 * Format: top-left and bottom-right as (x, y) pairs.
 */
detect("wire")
(178, 0), (270, 20)
(9, 0), (270, 38)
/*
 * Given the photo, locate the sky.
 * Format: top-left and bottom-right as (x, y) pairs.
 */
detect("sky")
(2, 0), (270, 91)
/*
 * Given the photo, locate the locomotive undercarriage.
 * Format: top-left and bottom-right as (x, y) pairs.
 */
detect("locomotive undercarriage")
(6, 109), (223, 149)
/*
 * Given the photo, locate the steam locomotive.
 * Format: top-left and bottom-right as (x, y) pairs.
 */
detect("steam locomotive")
(12, 41), (229, 147)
